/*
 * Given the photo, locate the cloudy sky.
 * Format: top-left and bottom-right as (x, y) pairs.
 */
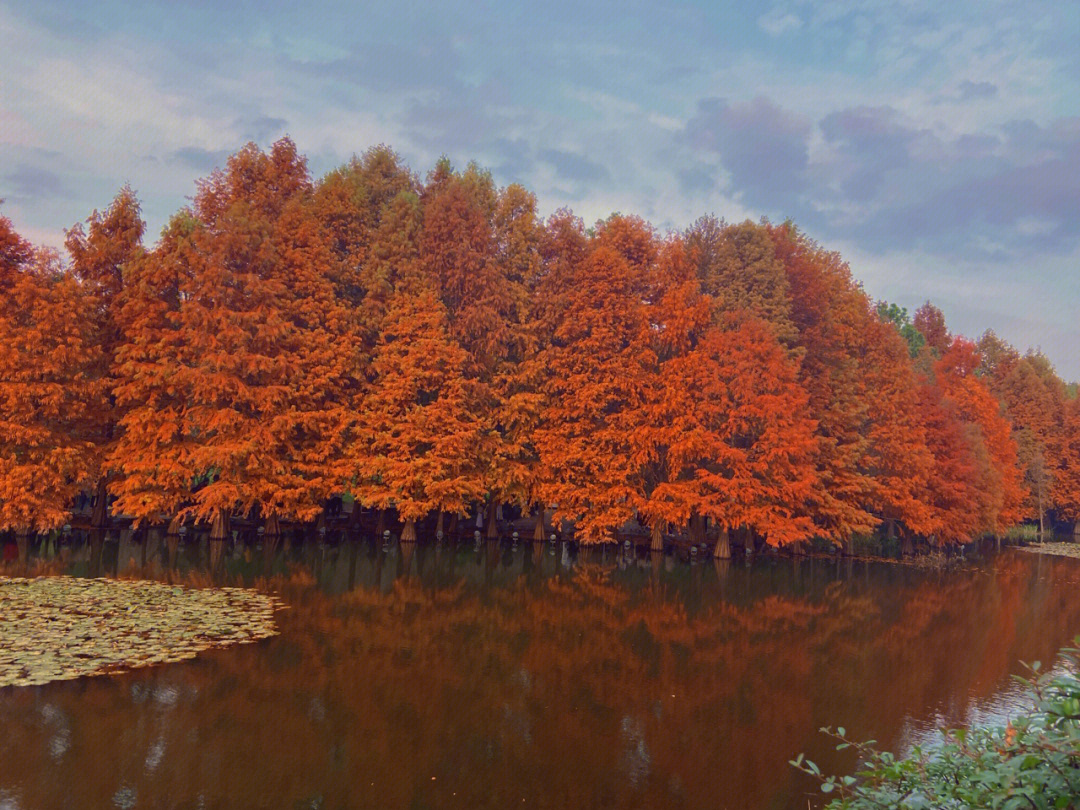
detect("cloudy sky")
(2, 1), (1078, 377)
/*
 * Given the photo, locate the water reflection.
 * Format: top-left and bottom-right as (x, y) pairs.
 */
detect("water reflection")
(1, 537), (1080, 810)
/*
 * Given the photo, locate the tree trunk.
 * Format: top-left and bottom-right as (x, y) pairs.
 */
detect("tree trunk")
(533, 503), (546, 542)
(650, 519), (665, 553)
(448, 512), (459, 538)
(209, 536), (225, 570)
(90, 477), (109, 529)
(375, 508), (386, 537)
(264, 513), (281, 539)
(688, 513), (706, 545)
(15, 529), (29, 564)
(166, 514), (183, 537)
(714, 527), (731, 560)
(210, 509), (230, 541)
(901, 535), (914, 557)
(401, 517), (417, 543)
(347, 499), (362, 533)
(486, 500), (499, 540)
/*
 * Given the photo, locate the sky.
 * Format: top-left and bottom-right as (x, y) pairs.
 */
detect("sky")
(1, 1), (1078, 377)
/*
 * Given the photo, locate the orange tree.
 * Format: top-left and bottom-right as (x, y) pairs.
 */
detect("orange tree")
(646, 309), (820, 555)
(1052, 397), (1080, 531)
(111, 139), (361, 527)
(64, 187), (145, 519)
(934, 338), (1027, 536)
(770, 223), (934, 546)
(419, 162), (515, 526)
(980, 343), (1066, 533)
(916, 379), (981, 543)
(357, 284), (485, 541)
(0, 215), (100, 531)
(532, 216), (657, 541)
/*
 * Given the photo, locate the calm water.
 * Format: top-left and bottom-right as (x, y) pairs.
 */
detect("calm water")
(2, 538), (1080, 810)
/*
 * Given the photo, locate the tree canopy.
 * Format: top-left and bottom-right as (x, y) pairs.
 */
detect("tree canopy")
(1, 139), (1070, 549)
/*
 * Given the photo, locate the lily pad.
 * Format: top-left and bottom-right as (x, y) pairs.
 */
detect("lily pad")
(0, 576), (281, 688)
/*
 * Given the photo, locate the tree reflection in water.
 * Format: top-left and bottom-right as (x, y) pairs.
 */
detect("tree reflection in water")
(1, 539), (1079, 810)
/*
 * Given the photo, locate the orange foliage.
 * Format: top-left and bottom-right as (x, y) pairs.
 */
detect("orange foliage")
(770, 224), (934, 543)
(533, 218), (657, 540)
(932, 338), (1027, 535)
(0, 140), (1050, 543)
(647, 315), (819, 545)
(357, 287), (485, 521)
(0, 217), (100, 530)
(110, 139), (362, 525)
(1051, 398), (1080, 525)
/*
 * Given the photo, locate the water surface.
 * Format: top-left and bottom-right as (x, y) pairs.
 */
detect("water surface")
(1, 539), (1079, 810)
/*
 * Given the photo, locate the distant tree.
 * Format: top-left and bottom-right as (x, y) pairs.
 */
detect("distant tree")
(860, 316), (935, 541)
(876, 301), (926, 358)
(913, 301), (950, 355)
(420, 162), (510, 527)
(770, 223), (937, 547)
(989, 354), (1065, 535)
(686, 216), (798, 345)
(1052, 398), (1080, 532)
(487, 183), (546, 522)
(934, 338), (1027, 536)
(312, 145), (417, 352)
(916, 381), (980, 543)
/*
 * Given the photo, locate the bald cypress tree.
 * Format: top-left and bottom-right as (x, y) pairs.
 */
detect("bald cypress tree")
(65, 187), (145, 523)
(0, 216), (99, 531)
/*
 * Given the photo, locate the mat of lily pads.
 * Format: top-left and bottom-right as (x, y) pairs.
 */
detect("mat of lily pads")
(0, 576), (281, 688)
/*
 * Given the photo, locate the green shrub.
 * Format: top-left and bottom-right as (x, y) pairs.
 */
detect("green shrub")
(792, 641), (1080, 809)
(1005, 524), (1041, 542)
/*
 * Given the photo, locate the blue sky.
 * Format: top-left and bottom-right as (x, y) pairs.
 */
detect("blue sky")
(2, 1), (1078, 377)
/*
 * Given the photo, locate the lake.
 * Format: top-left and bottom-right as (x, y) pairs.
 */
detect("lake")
(2, 538), (1079, 810)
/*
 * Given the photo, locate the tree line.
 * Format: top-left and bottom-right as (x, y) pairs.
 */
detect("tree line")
(1, 138), (1076, 554)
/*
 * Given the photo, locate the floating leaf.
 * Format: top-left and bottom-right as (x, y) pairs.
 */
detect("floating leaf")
(0, 576), (282, 689)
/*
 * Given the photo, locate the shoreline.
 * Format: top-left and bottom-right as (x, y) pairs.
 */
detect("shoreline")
(1014, 542), (1080, 559)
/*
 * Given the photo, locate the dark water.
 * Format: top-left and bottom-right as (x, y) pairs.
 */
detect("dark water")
(2, 538), (1080, 810)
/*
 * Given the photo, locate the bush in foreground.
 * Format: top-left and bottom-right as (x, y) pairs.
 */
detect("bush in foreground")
(793, 641), (1080, 809)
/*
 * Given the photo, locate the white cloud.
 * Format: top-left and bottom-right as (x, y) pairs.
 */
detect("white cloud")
(758, 8), (802, 36)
